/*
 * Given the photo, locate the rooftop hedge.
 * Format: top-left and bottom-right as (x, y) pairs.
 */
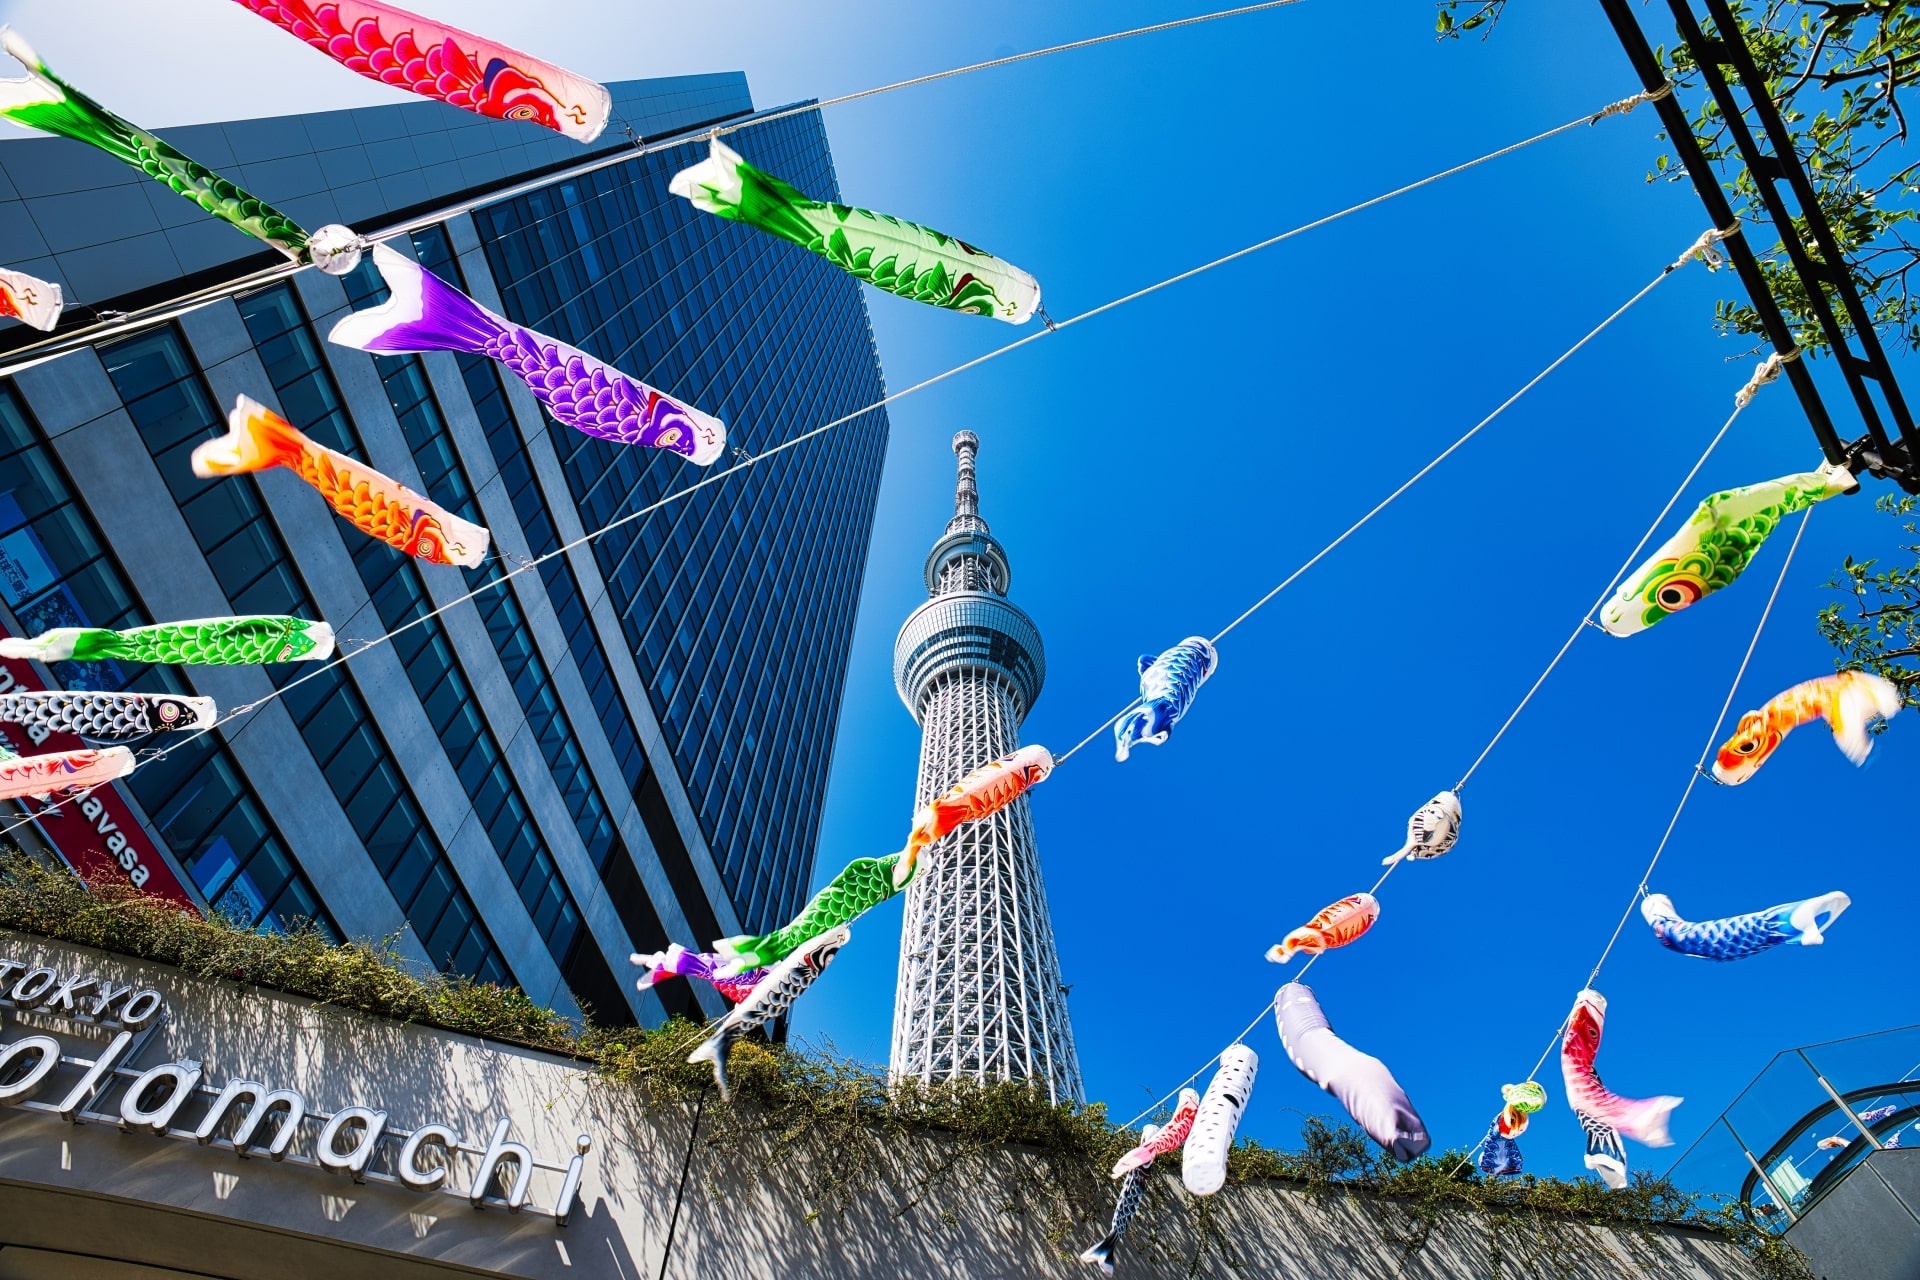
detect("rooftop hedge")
(0, 855), (1808, 1278)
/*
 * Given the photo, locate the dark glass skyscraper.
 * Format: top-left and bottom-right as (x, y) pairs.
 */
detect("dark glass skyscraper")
(0, 74), (887, 1026)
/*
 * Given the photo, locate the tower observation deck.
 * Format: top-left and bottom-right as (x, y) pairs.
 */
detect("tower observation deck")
(889, 432), (1081, 1103)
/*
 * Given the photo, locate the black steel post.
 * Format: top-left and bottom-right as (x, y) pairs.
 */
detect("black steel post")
(1594, 0), (1848, 463)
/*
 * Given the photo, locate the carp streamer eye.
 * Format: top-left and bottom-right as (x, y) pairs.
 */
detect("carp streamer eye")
(158, 702), (179, 723)
(1736, 739), (1760, 755)
(1655, 578), (1705, 610)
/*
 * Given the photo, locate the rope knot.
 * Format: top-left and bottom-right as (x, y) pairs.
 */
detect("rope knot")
(1672, 222), (1739, 273)
(1734, 347), (1802, 408)
(1590, 81), (1675, 124)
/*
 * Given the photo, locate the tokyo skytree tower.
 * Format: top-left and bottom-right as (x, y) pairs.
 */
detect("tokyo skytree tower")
(889, 431), (1081, 1104)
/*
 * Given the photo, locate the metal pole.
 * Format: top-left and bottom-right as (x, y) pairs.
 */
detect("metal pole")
(1739, 1143), (1801, 1225)
(1593, 0), (1847, 463)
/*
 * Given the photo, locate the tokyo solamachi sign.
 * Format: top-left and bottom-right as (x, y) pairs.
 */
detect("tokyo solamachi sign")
(0, 954), (594, 1224)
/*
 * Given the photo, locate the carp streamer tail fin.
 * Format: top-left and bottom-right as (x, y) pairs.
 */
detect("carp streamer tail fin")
(687, 1035), (731, 1102)
(1077, 1236), (1117, 1276)
(329, 244), (506, 358)
(1830, 673), (1903, 764)
(193, 397), (310, 477)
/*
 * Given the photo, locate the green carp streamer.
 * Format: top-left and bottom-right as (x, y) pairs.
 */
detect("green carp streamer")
(0, 616), (336, 666)
(0, 30), (310, 260)
(670, 138), (1041, 324)
(716, 853), (901, 973)
(1601, 462), (1857, 636)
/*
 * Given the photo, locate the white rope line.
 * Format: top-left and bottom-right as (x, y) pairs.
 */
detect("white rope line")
(734, 1), (1312, 132)
(1589, 81), (1675, 122)
(1450, 501), (1814, 1176)
(1736, 346), (1803, 409)
(1121, 999), (1275, 1131)
(1205, 246), (1702, 648)
(1587, 502), (1813, 987)
(103, 103), (1651, 786)
(0, 0), (1325, 379)
(1451, 393), (1749, 792)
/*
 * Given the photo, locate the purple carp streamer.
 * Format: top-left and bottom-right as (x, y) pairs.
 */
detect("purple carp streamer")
(331, 245), (725, 464)
(631, 944), (763, 1005)
(1642, 891), (1851, 961)
(1275, 982), (1429, 1161)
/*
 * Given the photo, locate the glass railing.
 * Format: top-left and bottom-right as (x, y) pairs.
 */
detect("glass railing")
(1666, 1023), (1920, 1234)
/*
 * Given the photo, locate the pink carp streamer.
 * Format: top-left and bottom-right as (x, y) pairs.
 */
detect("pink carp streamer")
(232, 0), (611, 142)
(0, 746), (134, 802)
(1560, 988), (1681, 1148)
(1110, 1088), (1198, 1178)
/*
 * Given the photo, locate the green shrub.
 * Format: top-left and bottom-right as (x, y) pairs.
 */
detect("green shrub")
(0, 855), (1807, 1277)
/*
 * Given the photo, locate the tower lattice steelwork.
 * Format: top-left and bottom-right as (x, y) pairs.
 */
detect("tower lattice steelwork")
(890, 432), (1081, 1103)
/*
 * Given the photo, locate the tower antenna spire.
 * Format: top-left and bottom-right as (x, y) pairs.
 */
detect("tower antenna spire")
(890, 432), (1081, 1103)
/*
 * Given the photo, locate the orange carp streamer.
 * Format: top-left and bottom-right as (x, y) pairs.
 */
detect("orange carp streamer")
(1713, 671), (1902, 786)
(1266, 892), (1381, 964)
(194, 396), (490, 568)
(894, 744), (1053, 887)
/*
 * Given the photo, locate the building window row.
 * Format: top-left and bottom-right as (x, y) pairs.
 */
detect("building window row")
(100, 326), (507, 983)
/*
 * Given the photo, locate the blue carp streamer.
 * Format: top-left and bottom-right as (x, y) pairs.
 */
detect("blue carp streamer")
(1641, 891), (1850, 962)
(1114, 636), (1219, 762)
(1478, 1123), (1523, 1177)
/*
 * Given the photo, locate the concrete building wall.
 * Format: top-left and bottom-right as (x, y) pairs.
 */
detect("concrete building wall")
(0, 934), (1763, 1280)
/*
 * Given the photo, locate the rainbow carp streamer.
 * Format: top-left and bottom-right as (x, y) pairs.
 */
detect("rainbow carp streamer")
(0, 617), (335, 667)
(0, 746), (134, 802)
(0, 30), (360, 274)
(631, 944), (762, 1005)
(0, 614), (334, 667)
(1498, 1080), (1547, 1138)
(1561, 988), (1681, 1161)
(0, 691), (214, 743)
(1267, 892), (1379, 964)
(714, 853), (900, 976)
(1081, 1123), (1159, 1276)
(671, 138), (1041, 324)
(1713, 671), (1901, 785)
(0, 267), (60, 331)
(894, 744), (1054, 888)
(1111, 1088), (1198, 1178)
(1276, 982), (1428, 1161)
(1114, 636), (1217, 762)
(688, 926), (847, 1102)
(331, 245), (725, 464)
(1641, 891), (1850, 961)
(1601, 463), (1856, 636)
(196, 397), (489, 567)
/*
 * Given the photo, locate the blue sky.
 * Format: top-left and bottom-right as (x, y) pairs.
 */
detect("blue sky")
(8, 0), (1914, 1187)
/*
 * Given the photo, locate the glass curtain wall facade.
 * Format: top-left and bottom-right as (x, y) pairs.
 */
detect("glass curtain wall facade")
(473, 108), (888, 936)
(0, 78), (887, 1025)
